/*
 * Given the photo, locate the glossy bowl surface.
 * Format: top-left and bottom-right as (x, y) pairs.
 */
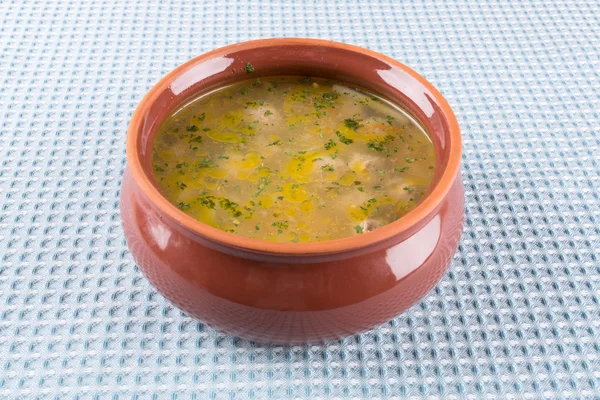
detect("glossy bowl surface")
(121, 38), (463, 343)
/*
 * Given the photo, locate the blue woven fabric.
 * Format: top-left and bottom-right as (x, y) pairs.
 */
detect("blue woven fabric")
(1, 0), (599, 398)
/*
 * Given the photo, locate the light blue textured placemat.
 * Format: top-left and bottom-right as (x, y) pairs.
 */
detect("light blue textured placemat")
(1, 0), (599, 398)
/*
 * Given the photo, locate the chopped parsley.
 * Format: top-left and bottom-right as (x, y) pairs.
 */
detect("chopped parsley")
(268, 140), (282, 146)
(176, 181), (187, 190)
(177, 202), (190, 210)
(394, 166), (409, 173)
(186, 125), (198, 132)
(324, 139), (337, 150)
(344, 118), (359, 131)
(405, 157), (416, 163)
(241, 87), (248, 95)
(253, 176), (272, 198)
(367, 140), (385, 152)
(194, 157), (218, 169)
(245, 62), (255, 74)
(313, 92), (339, 116)
(219, 197), (242, 217)
(272, 221), (289, 230)
(358, 198), (379, 213)
(264, 110), (273, 116)
(196, 195), (242, 217)
(355, 225), (363, 234)
(321, 164), (335, 172)
(198, 113), (206, 121)
(386, 115), (395, 126)
(335, 130), (354, 145)
(357, 187), (364, 192)
(367, 135), (396, 152)
(198, 196), (216, 209)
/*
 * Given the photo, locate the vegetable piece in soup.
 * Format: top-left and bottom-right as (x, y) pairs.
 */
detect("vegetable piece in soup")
(151, 76), (436, 242)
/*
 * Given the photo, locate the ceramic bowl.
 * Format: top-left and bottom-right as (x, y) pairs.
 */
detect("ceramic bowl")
(121, 38), (463, 344)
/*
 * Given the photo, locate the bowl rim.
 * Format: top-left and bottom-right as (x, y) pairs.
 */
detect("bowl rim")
(126, 38), (461, 255)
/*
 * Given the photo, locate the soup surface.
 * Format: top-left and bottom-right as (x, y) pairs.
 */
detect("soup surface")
(151, 76), (435, 242)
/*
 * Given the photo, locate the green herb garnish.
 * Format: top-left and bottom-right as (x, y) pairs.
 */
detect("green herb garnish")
(194, 157), (218, 169)
(324, 139), (337, 150)
(198, 196), (216, 209)
(344, 118), (359, 131)
(335, 130), (353, 145)
(245, 62), (255, 74)
(367, 135), (396, 152)
(219, 197), (242, 217)
(253, 176), (272, 198)
(272, 221), (289, 229)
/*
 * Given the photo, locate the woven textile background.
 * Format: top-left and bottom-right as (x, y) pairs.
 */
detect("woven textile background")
(1, 0), (599, 398)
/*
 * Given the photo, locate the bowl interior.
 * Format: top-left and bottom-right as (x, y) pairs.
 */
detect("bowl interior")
(128, 39), (460, 255)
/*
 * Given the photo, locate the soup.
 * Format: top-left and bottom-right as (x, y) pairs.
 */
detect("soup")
(151, 75), (435, 242)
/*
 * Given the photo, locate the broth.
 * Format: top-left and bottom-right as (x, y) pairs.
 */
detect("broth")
(151, 76), (435, 242)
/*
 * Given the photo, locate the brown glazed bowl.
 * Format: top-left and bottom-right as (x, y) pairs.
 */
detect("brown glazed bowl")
(121, 38), (463, 344)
